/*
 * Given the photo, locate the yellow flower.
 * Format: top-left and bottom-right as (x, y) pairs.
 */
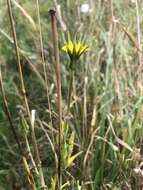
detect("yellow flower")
(62, 33), (89, 61)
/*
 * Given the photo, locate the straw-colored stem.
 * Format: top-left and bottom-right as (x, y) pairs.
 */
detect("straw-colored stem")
(49, 9), (62, 190)
(19, 112), (39, 176)
(135, 0), (142, 66)
(0, 68), (23, 156)
(22, 156), (37, 190)
(36, 0), (53, 127)
(6, 0), (46, 189)
(0, 69), (36, 190)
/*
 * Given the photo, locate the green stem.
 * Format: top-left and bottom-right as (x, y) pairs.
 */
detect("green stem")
(67, 67), (74, 112)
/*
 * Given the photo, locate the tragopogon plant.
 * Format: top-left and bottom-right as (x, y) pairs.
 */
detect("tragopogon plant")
(62, 33), (89, 111)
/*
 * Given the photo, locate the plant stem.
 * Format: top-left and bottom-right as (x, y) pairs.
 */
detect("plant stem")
(36, 0), (53, 128)
(6, 0), (46, 189)
(0, 68), (23, 156)
(49, 9), (62, 190)
(0, 68), (36, 190)
(67, 68), (74, 112)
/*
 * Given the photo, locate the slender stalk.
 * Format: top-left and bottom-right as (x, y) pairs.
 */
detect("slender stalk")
(22, 156), (37, 190)
(0, 68), (23, 156)
(38, 120), (58, 169)
(135, 0), (143, 79)
(6, 0), (28, 110)
(67, 67), (74, 112)
(0, 68), (36, 190)
(110, 0), (116, 66)
(36, 0), (53, 127)
(6, 0), (46, 189)
(82, 77), (88, 143)
(135, 0), (142, 66)
(30, 113), (47, 189)
(19, 112), (39, 176)
(49, 9), (62, 190)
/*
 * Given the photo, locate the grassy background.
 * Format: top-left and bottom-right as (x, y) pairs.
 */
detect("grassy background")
(0, 0), (143, 189)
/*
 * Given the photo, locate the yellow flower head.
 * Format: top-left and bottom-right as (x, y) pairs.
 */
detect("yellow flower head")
(62, 33), (89, 61)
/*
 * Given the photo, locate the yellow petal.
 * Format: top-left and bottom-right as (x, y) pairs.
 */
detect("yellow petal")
(75, 41), (82, 53)
(62, 45), (68, 52)
(79, 45), (89, 56)
(68, 41), (74, 53)
(62, 33), (89, 61)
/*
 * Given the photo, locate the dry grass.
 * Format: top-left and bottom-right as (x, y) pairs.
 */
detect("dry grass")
(0, 0), (143, 189)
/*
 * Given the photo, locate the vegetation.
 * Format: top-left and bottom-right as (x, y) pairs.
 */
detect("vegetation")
(0, 0), (143, 189)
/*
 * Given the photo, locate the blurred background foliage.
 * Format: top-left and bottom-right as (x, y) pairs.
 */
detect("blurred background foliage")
(1, 0), (143, 189)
